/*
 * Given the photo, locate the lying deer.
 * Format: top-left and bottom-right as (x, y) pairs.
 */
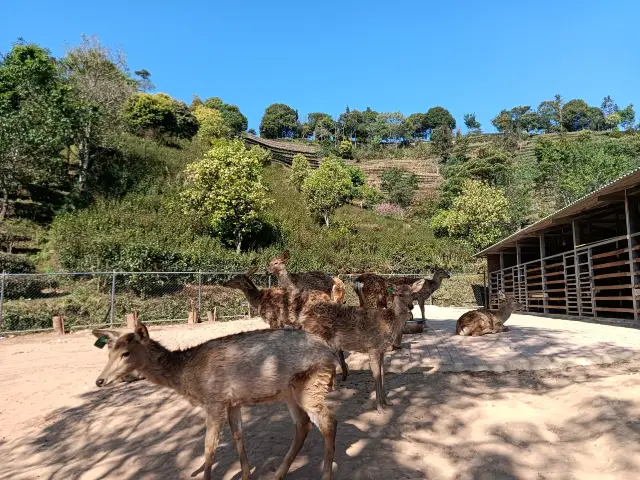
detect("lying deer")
(223, 269), (351, 380)
(354, 267), (451, 321)
(456, 291), (524, 336)
(92, 329), (144, 383)
(300, 279), (424, 413)
(95, 324), (338, 480)
(268, 250), (334, 296)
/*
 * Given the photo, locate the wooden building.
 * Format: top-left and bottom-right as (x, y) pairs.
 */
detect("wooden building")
(477, 168), (640, 322)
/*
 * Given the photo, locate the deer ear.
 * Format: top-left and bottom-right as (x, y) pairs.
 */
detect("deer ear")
(498, 290), (506, 300)
(411, 279), (425, 293)
(281, 250), (290, 260)
(134, 323), (150, 342)
(247, 266), (258, 276)
(92, 329), (120, 348)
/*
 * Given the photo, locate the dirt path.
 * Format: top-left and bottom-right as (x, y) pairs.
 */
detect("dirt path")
(1, 320), (639, 479)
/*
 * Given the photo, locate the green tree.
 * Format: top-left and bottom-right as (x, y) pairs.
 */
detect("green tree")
(431, 179), (511, 250)
(561, 99), (604, 132)
(259, 103), (300, 139)
(380, 168), (418, 207)
(404, 113), (429, 139)
(492, 106), (539, 133)
(291, 153), (311, 191)
(338, 138), (353, 159)
(425, 106), (456, 131)
(62, 35), (137, 191)
(302, 156), (353, 226)
(537, 95), (564, 133)
(123, 92), (198, 140)
(305, 112), (334, 140)
(193, 106), (231, 142)
(180, 139), (271, 253)
(202, 97), (248, 137)
(0, 42), (73, 220)
(431, 125), (453, 160)
(463, 113), (481, 133)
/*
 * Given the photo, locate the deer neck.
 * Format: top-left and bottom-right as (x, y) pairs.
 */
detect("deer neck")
(276, 268), (293, 289)
(497, 302), (513, 324)
(136, 339), (194, 394)
(242, 280), (262, 309)
(391, 297), (411, 328)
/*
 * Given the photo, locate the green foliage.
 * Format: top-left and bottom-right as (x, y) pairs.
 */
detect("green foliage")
(431, 125), (453, 160)
(369, 112), (407, 143)
(404, 113), (429, 139)
(463, 113), (481, 133)
(338, 138), (353, 159)
(562, 99), (605, 132)
(202, 96), (248, 137)
(123, 92), (198, 140)
(302, 156), (353, 226)
(291, 153), (311, 191)
(357, 183), (383, 208)
(432, 179), (511, 250)
(304, 112), (334, 140)
(425, 106), (456, 131)
(193, 106), (231, 142)
(180, 139), (272, 253)
(345, 165), (365, 190)
(259, 103), (300, 139)
(380, 168), (418, 207)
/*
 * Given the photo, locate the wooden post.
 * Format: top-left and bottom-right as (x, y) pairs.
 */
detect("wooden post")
(206, 310), (215, 322)
(540, 235), (548, 314)
(572, 220), (582, 316)
(188, 310), (198, 324)
(624, 189), (639, 320)
(52, 316), (64, 335)
(126, 312), (138, 329)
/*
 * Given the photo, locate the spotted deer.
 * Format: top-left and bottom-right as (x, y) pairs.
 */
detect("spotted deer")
(95, 324), (338, 480)
(456, 290), (524, 336)
(300, 279), (425, 413)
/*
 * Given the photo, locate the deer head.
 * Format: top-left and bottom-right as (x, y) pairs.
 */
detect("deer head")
(389, 279), (425, 315)
(95, 324), (151, 387)
(433, 267), (451, 280)
(222, 267), (259, 291)
(267, 250), (290, 275)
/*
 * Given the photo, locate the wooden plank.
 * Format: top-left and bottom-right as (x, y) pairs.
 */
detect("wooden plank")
(594, 284), (632, 291)
(594, 296), (634, 300)
(527, 274), (543, 280)
(592, 260), (630, 269)
(591, 247), (629, 260)
(546, 288), (567, 292)
(544, 271), (565, 278)
(547, 305), (568, 310)
(546, 279), (566, 285)
(545, 262), (564, 269)
(593, 272), (631, 280)
(526, 266), (542, 273)
(527, 282), (543, 287)
(595, 307), (635, 313)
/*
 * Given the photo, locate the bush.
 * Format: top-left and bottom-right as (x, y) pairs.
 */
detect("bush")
(338, 139), (353, 159)
(380, 168), (418, 207)
(302, 156), (354, 227)
(291, 154), (311, 191)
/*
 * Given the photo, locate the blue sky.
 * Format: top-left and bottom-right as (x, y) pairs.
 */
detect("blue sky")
(2, 0), (638, 132)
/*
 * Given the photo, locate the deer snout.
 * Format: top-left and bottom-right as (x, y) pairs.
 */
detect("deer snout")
(96, 378), (105, 387)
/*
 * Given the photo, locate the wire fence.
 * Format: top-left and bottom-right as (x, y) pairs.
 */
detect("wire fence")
(0, 271), (486, 334)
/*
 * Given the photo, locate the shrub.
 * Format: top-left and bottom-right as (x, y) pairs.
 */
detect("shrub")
(302, 156), (353, 227)
(291, 154), (311, 191)
(338, 139), (353, 159)
(380, 168), (418, 207)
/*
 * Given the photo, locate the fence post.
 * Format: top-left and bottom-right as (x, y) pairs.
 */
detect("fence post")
(0, 270), (5, 330)
(110, 271), (116, 328)
(268, 275), (271, 288)
(197, 271), (202, 314)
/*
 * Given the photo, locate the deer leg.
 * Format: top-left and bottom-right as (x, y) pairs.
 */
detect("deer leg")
(301, 399), (336, 480)
(338, 350), (349, 380)
(369, 351), (387, 412)
(419, 299), (426, 321)
(227, 405), (251, 480)
(272, 400), (312, 480)
(379, 352), (390, 405)
(202, 408), (224, 480)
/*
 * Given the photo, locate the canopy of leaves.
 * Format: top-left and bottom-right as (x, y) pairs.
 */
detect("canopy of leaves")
(431, 179), (511, 250)
(302, 156), (353, 226)
(561, 99), (605, 132)
(202, 96), (248, 137)
(463, 113), (481, 132)
(338, 138), (353, 158)
(380, 168), (418, 207)
(259, 103), (299, 139)
(291, 153), (311, 191)
(431, 125), (453, 160)
(123, 92), (198, 140)
(179, 139), (272, 252)
(193, 106), (231, 142)
(404, 113), (429, 139)
(425, 106), (456, 131)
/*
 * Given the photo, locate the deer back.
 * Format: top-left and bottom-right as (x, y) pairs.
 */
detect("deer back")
(455, 308), (500, 335)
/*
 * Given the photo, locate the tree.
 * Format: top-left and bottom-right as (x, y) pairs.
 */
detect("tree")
(380, 168), (418, 207)
(431, 125), (453, 160)
(562, 99), (604, 132)
(618, 104), (636, 130)
(537, 95), (564, 133)
(305, 112), (334, 140)
(62, 35), (137, 191)
(200, 97), (248, 138)
(193, 106), (231, 142)
(345, 165), (366, 195)
(431, 179), (511, 250)
(123, 92), (198, 140)
(463, 113), (481, 133)
(259, 103), (299, 139)
(491, 106), (539, 134)
(338, 138), (353, 159)
(0, 42), (73, 220)
(291, 153), (311, 191)
(404, 113), (430, 139)
(180, 139), (271, 253)
(302, 156), (353, 226)
(425, 106), (456, 131)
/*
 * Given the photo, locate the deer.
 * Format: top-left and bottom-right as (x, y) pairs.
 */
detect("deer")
(95, 324), (338, 480)
(331, 277), (346, 304)
(92, 329), (145, 383)
(354, 267), (451, 321)
(222, 269), (351, 381)
(299, 279), (425, 413)
(456, 290), (524, 336)
(267, 250), (334, 296)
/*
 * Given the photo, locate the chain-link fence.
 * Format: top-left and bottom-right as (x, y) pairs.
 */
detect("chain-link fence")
(0, 271), (485, 334)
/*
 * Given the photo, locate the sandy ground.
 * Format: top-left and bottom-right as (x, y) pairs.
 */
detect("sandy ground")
(1, 319), (640, 480)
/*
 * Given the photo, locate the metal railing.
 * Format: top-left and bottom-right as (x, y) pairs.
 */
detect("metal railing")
(0, 271), (484, 334)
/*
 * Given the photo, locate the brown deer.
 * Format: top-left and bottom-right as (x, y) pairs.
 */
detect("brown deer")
(268, 250), (334, 295)
(299, 279), (425, 413)
(223, 269), (351, 381)
(92, 329), (144, 383)
(331, 277), (346, 304)
(354, 267), (451, 320)
(456, 291), (524, 336)
(95, 324), (338, 480)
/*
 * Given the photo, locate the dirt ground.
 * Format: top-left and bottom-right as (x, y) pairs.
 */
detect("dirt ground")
(1, 319), (640, 480)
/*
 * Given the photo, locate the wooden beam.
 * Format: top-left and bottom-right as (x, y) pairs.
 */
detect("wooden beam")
(624, 189), (639, 321)
(598, 193), (626, 202)
(540, 235), (548, 314)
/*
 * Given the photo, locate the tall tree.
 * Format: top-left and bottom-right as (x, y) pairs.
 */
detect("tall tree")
(302, 156), (353, 226)
(62, 35), (137, 191)
(203, 97), (248, 137)
(259, 103), (299, 139)
(537, 95), (564, 133)
(123, 92), (198, 140)
(463, 113), (481, 133)
(425, 106), (456, 131)
(431, 125), (453, 160)
(404, 113), (430, 139)
(561, 99), (604, 132)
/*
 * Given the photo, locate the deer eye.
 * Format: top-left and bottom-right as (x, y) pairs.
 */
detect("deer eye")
(121, 352), (130, 359)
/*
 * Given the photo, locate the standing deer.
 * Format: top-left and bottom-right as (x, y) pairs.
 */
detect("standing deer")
(456, 290), (524, 336)
(300, 279), (424, 413)
(268, 250), (334, 295)
(92, 329), (144, 383)
(223, 269), (351, 380)
(95, 324), (338, 480)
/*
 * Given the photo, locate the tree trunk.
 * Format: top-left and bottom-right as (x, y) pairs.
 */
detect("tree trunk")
(78, 122), (92, 192)
(0, 183), (8, 222)
(235, 231), (243, 254)
(324, 214), (330, 227)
